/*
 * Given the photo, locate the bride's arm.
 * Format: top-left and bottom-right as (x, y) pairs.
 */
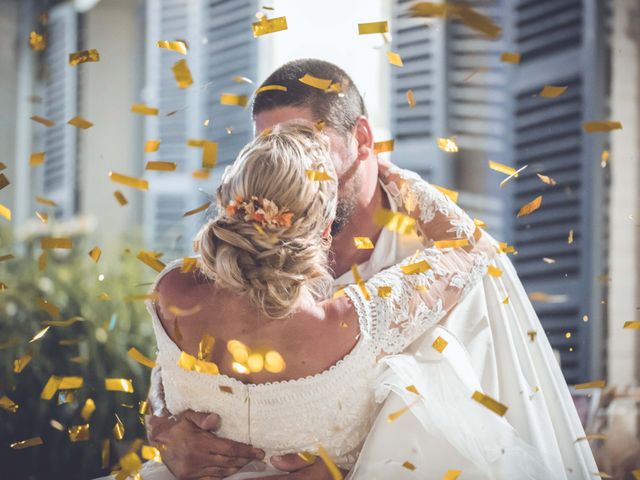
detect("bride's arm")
(344, 161), (499, 355)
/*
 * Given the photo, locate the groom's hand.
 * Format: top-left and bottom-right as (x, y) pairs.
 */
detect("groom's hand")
(147, 410), (265, 479)
(251, 454), (348, 479)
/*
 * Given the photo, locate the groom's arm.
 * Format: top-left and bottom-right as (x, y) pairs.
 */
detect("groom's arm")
(145, 366), (265, 479)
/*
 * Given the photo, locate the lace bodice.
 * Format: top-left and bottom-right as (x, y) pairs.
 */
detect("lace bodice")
(148, 166), (498, 468)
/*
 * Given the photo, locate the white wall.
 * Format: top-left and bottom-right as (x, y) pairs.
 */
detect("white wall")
(256, 0), (391, 139)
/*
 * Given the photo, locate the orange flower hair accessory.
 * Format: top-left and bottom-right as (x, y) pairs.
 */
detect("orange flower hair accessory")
(225, 195), (294, 228)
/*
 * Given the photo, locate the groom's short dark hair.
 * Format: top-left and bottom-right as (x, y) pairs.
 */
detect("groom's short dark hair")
(252, 58), (368, 136)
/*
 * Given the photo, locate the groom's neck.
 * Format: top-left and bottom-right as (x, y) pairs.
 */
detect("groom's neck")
(330, 179), (388, 278)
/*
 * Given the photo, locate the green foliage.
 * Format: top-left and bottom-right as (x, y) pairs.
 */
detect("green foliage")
(0, 227), (163, 479)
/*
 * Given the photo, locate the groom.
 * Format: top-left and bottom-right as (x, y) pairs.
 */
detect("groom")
(146, 59), (503, 479)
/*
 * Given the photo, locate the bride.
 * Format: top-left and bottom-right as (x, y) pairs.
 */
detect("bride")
(129, 120), (594, 480)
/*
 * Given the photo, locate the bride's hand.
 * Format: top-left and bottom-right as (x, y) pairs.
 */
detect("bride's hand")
(252, 454), (348, 479)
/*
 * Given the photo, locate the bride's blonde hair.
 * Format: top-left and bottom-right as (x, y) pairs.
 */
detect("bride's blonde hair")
(195, 121), (338, 319)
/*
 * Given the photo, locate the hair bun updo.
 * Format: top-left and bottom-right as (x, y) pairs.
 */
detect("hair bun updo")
(195, 121), (338, 319)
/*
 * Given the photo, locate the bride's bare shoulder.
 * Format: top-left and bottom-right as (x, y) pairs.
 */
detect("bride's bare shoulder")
(322, 293), (360, 338)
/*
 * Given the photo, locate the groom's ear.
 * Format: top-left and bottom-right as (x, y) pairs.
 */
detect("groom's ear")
(353, 116), (374, 162)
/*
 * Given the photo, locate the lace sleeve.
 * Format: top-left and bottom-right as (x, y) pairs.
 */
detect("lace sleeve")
(344, 166), (498, 356)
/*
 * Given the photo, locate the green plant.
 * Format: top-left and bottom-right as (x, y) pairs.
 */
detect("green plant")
(0, 226), (164, 479)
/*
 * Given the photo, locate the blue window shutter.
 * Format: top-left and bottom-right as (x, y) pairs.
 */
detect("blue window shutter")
(505, 0), (609, 383)
(144, 0), (257, 256)
(41, 3), (78, 219)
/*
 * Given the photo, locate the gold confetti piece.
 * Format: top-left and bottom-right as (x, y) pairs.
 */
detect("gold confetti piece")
(256, 84), (287, 93)
(500, 52), (521, 64)
(351, 264), (371, 301)
(0, 162), (5, 170)
(35, 195), (57, 206)
(444, 470), (463, 480)
(30, 115), (55, 127)
(183, 202), (211, 219)
(98, 292), (111, 301)
(29, 31), (46, 51)
(144, 140), (161, 152)
(582, 121), (622, 133)
(138, 400), (150, 415)
(339, 321), (348, 328)
(575, 434), (607, 442)
(30, 151), (45, 166)
(0, 204), (11, 221)
(145, 161), (176, 172)
(220, 93), (248, 107)
(88, 246), (101, 263)
(374, 208), (416, 235)
(568, 229), (574, 244)
(69, 49), (100, 65)
(305, 169), (333, 181)
(536, 173), (557, 185)
(252, 16), (288, 37)
(632, 470), (640, 480)
(387, 51), (403, 67)
(13, 353), (32, 373)
(539, 85), (568, 98)
(264, 351), (285, 373)
(0, 173), (9, 190)
(68, 424), (90, 442)
(41, 236), (73, 250)
(317, 445), (343, 480)
(10, 437), (43, 450)
(601, 149), (610, 167)
(377, 286), (392, 298)
(198, 334), (215, 360)
(299, 73), (333, 91)
(575, 380), (606, 389)
(123, 293), (159, 303)
(298, 451), (316, 463)
(401, 387), (419, 400)
(141, 445), (162, 462)
(113, 414), (125, 440)
(201, 140), (218, 168)
(387, 401), (416, 422)
(432, 336), (448, 353)
(333, 287), (346, 299)
(100, 439), (110, 469)
(0, 254), (14, 262)
(517, 195), (542, 217)
(402, 461), (416, 471)
(41, 375), (62, 400)
(168, 303), (203, 317)
(487, 265), (502, 277)
(172, 59), (193, 89)
(624, 321), (640, 329)
(406, 89), (416, 108)
(181, 257), (197, 273)
(105, 378), (134, 393)
(29, 326), (50, 343)
(593, 473), (613, 479)
(0, 396), (18, 413)
(178, 351), (220, 375)
(59, 376), (83, 389)
(157, 40), (187, 55)
(37, 298), (59, 318)
(400, 260), (430, 275)
(434, 239), (469, 249)
(471, 390), (508, 416)
(35, 211), (48, 223)
(81, 398), (96, 422)
(353, 237), (374, 249)
(109, 171), (148, 191)
(437, 137), (459, 153)
(358, 21), (389, 35)
(0, 282), (7, 292)
(373, 139), (394, 154)
(314, 120), (326, 131)
(187, 138), (206, 147)
(432, 184), (459, 203)
(38, 251), (48, 271)
(67, 115), (94, 129)
(128, 347), (157, 369)
(113, 190), (128, 206)
(192, 169), (211, 180)
(488, 160), (517, 177)
(132, 103), (159, 116)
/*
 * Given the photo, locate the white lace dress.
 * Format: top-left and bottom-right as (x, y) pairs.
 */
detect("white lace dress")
(137, 167), (499, 479)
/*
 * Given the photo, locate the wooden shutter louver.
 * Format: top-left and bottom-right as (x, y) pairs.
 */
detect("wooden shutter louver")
(42, 3), (78, 218)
